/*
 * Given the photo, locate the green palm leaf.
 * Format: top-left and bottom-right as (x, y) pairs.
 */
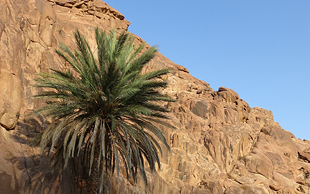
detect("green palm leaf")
(33, 27), (175, 193)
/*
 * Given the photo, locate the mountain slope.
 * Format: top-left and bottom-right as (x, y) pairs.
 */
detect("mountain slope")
(0, 0), (309, 193)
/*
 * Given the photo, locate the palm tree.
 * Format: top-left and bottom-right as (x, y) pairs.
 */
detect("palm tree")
(33, 28), (174, 193)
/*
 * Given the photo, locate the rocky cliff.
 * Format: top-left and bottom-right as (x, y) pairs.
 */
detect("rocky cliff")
(0, 0), (310, 193)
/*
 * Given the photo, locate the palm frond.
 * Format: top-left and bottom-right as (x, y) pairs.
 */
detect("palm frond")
(32, 27), (175, 193)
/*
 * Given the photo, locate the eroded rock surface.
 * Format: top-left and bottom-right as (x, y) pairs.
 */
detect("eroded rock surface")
(0, 0), (309, 193)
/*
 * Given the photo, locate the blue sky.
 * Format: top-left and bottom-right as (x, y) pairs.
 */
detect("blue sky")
(104, 0), (310, 141)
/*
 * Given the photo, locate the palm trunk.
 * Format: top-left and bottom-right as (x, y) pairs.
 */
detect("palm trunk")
(86, 147), (112, 194)
(87, 146), (100, 194)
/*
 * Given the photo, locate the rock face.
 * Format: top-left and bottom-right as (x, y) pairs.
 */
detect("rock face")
(0, 0), (310, 193)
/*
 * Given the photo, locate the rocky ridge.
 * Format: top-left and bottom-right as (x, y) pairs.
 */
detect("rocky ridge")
(0, 0), (310, 193)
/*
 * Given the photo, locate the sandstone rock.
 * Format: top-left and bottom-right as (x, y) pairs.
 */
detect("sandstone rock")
(204, 124), (255, 172)
(197, 180), (223, 194)
(273, 172), (299, 191)
(218, 87), (239, 104)
(244, 151), (273, 179)
(0, 0), (25, 130)
(0, 0), (310, 194)
(0, 19), (5, 37)
(298, 151), (310, 163)
(174, 64), (189, 73)
(0, 72), (21, 129)
(190, 99), (209, 119)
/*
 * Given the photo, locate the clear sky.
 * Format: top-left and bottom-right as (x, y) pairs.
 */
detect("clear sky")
(103, 0), (310, 141)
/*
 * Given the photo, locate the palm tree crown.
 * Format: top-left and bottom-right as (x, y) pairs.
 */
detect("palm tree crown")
(33, 28), (174, 193)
